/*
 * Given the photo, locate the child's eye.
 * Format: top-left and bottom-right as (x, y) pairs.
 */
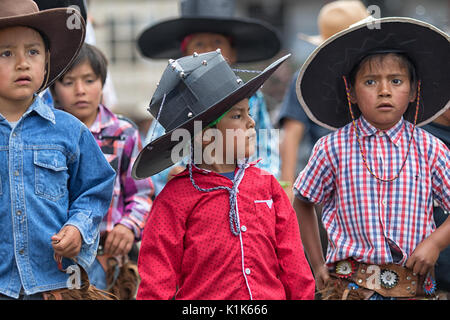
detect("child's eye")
(62, 81), (73, 86)
(0, 50), (12, 57)
(29, 49), (39, 56)
(391, 79), (402, 85)
(231, 114), (241, 119)
(364, 79), (376, 85)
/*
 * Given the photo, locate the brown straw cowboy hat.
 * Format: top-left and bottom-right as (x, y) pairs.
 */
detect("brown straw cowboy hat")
(0, 0), (86, 90)
(297, 0), (369, 46)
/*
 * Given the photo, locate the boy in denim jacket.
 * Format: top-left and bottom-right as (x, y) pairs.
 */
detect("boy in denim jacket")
(0, 0), (115, 299)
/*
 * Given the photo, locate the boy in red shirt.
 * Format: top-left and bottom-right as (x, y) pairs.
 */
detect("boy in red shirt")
(132, 51), (315, 300)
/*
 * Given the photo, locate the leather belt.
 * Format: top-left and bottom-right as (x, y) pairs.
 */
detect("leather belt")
(331, 259), (436, 298)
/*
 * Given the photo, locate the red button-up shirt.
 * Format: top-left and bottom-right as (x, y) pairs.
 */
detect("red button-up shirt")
(137, 163), (315, 300)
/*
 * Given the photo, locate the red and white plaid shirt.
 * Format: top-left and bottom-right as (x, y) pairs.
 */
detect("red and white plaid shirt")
(137, 163), (315, 300)
(294, 116), (450, 266)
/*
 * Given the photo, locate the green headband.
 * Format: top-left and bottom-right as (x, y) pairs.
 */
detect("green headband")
(206, 110), (229, 128)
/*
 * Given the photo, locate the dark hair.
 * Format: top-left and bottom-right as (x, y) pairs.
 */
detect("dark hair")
(54, 43), (108, 87)
(348, 52), (417, 89)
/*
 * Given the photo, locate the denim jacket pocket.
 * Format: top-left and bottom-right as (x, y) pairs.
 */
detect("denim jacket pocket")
(34, 149), (69, 201)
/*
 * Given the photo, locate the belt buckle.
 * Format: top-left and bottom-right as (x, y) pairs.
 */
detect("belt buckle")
(380, 269), (399, 289)
(335, 260), (357, 279)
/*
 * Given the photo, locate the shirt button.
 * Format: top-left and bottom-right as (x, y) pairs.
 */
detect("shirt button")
(14, 170), (19, 176)
(378, 131), (384, 136)
(382, 200), (387, 206)
(12, 132), (16, 137)
(19, 249), (24, 255)
(16, 210), (22, 216)
(245, 268), (251, 275)
(241, 225), (247, 232)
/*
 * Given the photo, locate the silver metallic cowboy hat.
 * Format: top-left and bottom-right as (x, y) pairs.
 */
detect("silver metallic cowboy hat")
(132, 51), (290, 179)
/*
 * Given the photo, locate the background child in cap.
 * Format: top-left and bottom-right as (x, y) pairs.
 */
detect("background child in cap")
(293, 18), (449, 299)
(138, 0), (281, 196)
(0, 0), (115, 299)
(135, 51), (315, 300)
(51, 43), (154, 299)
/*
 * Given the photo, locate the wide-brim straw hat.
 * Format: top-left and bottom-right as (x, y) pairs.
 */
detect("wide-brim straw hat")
(132, 51), (290, 179)
(296, 17), (450, 130)
(0, 0), (85, 91)
(297, 0), (369, 46)
(137, 0), (281, 63)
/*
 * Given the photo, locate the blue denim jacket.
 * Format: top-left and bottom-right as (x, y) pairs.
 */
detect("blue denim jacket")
(0, 96), (116, 298)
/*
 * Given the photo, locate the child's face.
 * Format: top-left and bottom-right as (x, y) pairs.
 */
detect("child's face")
(53, 60), (103, 127)
(0, 26), (47, 105)
(214, 99), (256, 163)
(350, 54), (416, 130)
(184, 32), (237, 65)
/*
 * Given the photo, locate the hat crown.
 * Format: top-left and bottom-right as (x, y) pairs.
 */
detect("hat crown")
(180, 0), (235, 18)
(149, 50), (243, 132)
(0, 0), (39, 19)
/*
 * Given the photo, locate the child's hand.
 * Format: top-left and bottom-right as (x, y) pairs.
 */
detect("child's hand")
(406, 237), (440, 276)
(51, 225), (82, 259)
(314, 264), (331, 291)
(104, 224), (134, 256)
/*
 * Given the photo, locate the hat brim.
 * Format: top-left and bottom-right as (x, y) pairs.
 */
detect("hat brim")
(0, 8), (85, 90)
(132, 54), (290, 179)
(137, 17), (281, 63)
(297, 17), (450, 130)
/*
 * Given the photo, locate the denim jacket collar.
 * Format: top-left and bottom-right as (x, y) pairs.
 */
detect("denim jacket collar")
(0, 95), (55, 125)
(16, 95), (56, 125)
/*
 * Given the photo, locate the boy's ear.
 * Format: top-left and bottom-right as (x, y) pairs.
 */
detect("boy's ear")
(409, 84), (417, 102)
(44, 50), (50, 75)
(349, 87), (358, 104)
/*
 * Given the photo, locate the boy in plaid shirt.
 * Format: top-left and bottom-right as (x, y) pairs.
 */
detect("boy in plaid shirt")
(293, 17), (449, 299)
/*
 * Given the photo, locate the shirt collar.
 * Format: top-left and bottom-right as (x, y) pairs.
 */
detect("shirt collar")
(177, 159), (259, 177)
(25, 95), (56, 124)
(358, 116), (405, 146)
(89, 104), (117, 133)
